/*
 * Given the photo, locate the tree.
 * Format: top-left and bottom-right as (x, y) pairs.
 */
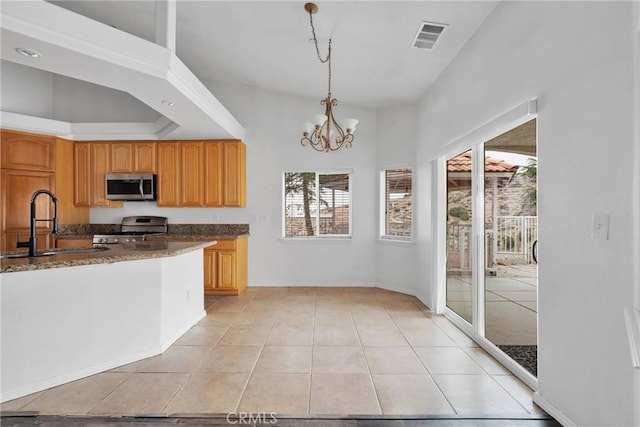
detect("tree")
(285, 172), (316, 236)
(520, 158), (537, 214)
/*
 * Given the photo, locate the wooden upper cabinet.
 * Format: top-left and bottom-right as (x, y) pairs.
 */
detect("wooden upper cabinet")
(56, 138), (89, 224)
(222, 141), (246, 207)
(157, 142), (180, 207)
(107, 139), (245, 208)
(180, 141), (204, 206)
(203, 142), (223, 207)
(110, 142), (156, 173)
(202, 140), (245, 207)
(74, 142), (121, 207)
(90, 143), (112, 207)
(110, 143), (133, 173)
(1, 129), (55, 172)
(74, 142), (91, 207)
(134, 142), (156, 173)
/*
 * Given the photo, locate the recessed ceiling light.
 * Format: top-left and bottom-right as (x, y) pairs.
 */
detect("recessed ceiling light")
(15, 47), (41, 58)
(161, 100), (175, 106)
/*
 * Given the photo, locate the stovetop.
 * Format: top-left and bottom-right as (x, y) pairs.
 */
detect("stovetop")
(93, 216), (168, 245)
(92, 232), (165, 245)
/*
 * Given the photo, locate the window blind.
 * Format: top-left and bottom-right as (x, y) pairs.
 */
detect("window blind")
(284, 172), (351, 237)
(384, 168), (412, 238)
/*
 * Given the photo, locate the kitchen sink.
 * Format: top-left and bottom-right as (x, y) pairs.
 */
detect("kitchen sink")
(0, 246), (109, 260)
(0, 252), (53, 259)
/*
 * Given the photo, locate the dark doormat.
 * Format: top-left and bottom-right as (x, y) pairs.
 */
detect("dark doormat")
(498, 345), (537, 376)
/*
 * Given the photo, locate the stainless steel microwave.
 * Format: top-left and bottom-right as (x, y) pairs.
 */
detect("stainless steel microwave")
(106, 174), (157, 201)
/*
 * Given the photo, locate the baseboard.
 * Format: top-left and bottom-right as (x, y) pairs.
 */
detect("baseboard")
(0, 349), (158, 403)
(533, 392), (577, 427)
(247, 282), (379, 288)
(246, 282), (422, 295)
(1, 310), (207, 404)
(160, 309), (207, 352)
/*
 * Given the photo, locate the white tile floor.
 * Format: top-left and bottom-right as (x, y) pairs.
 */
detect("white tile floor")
(1, 287), (545, 417)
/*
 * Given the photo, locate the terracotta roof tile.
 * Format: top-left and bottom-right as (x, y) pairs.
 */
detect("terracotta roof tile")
(447, 152), (517, 173)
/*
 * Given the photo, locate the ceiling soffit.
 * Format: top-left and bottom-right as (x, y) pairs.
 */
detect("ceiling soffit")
(1, 1), (245, 140)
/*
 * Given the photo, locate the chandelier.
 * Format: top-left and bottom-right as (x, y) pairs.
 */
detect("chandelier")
(300, 2), (358, 153)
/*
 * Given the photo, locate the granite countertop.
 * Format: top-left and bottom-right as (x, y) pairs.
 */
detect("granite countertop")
(55, 224), (250, 241)
(155, 233), (249, 241)
(0, 240), (215, 274)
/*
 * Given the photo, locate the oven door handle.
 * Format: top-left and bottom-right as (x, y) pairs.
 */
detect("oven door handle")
(139, 177), (144, 199)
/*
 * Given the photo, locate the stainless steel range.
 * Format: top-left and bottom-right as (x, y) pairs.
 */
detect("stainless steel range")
(93, 216), (168, 245)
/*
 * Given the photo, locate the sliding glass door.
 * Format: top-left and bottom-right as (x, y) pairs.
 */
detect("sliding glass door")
(484, 120), (538, 376)
(446, 150), (473, 323)
(444, 118), (538, 378)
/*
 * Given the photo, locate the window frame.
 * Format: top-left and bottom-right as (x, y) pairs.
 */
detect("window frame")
(282, 169), (353, 240)
(379, 167), (413, 242)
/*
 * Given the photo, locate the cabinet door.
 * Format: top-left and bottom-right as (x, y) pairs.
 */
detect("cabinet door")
(134, 142), (156, 173)
(180, 141), (203, 206)
(4, 229), (53, 252)
(1, 169), (55, 251)
(217, 251), (237, 289)
(110, 143), (133, 173)
(222, 141), (246, 207)
(90, 143), (112, 206)
(2, 169), (55, 230)
(74, 143), (91, 207)
(57, 138), (89, 224)
(157, 142), (180, 206)
(203, 249), (217, 293)
(1, 130), (55, 172)
(203, 142), (223, 206)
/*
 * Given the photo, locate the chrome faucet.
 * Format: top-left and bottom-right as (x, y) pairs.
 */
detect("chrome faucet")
(16, 189), (58, 257)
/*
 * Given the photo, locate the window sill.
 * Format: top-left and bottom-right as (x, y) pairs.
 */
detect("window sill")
(379, 236), (414, 245)
(280, 236), (352, 243)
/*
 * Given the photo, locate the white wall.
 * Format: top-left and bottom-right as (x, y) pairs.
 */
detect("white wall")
(92, 83), (380, 287)
(415, 2), (637, 426)
(199, 82), (379, 287)
(375, 104), (420, 296)
(0, 61), (161, 123)
(1, 250), (205, 402)
(0, 61), (53, 118)
(51, 74), (161, 123)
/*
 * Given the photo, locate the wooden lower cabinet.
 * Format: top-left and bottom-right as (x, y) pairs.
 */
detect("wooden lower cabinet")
(4, 229), (53, 253)
(203, 237), (248, 295)
(56, 238), (93, 249)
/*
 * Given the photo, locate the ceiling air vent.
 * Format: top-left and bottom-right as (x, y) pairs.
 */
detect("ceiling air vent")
(411, 21), (447, 50)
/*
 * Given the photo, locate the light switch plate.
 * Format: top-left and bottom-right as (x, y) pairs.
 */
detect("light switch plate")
(591, 213), (610, 240)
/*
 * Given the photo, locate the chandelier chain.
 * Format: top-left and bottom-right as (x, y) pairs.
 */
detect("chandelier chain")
(308, 9), (332, 95)
(301, 3), (356, 152)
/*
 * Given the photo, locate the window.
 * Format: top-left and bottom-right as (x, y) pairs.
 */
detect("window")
(381, 168), (412, 239)
(284, 171), (351, 237)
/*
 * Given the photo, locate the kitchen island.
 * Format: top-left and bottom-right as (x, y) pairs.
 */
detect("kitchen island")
(0, 240), (214, 403)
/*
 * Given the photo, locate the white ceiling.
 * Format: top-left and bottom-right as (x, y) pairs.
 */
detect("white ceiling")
(48, 1), (498, 110)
